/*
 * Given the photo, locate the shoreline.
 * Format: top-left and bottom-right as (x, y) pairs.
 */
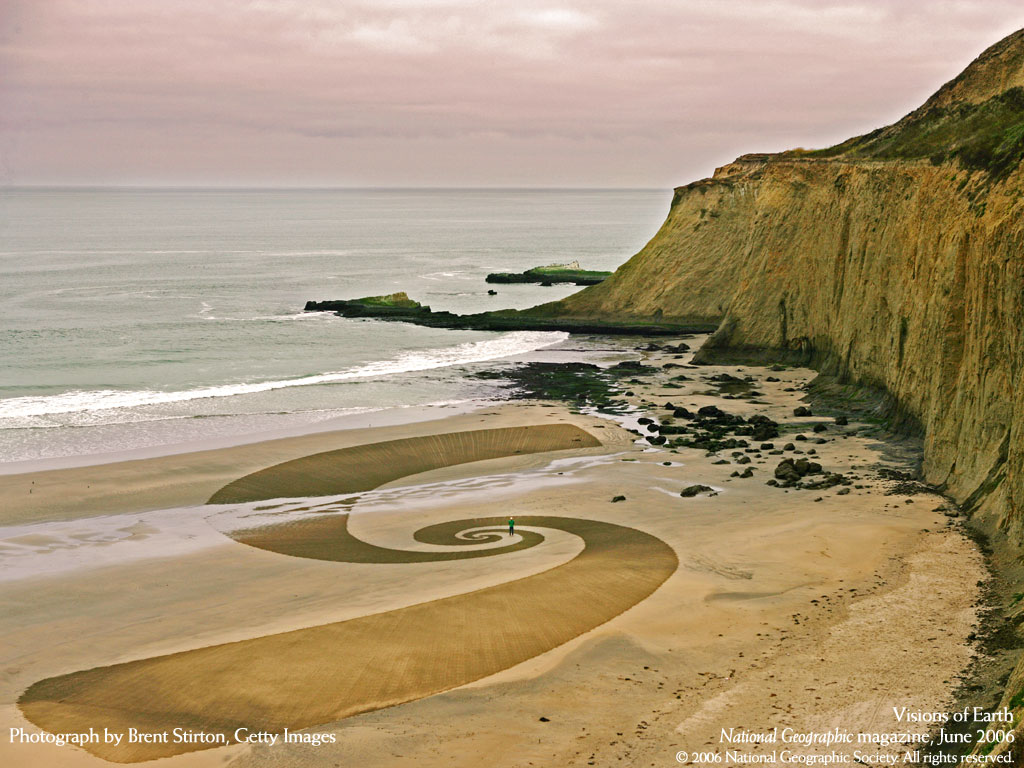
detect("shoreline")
(0, 398), (491, 477)
(0, 336), (988, 766)
(0, 401), (622, 526)
(0, 330), (642, 476)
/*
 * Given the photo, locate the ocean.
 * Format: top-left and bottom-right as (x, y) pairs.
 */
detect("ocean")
(0, 188), (670, 469)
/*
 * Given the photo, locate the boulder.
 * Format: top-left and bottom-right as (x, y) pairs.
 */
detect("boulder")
(697, 405), (726, 418)
(680, 484), (714, 497)
(775, 459), (802, 483)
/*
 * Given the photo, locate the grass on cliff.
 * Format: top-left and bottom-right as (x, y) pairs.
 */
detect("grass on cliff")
(1009, 687), (1024, 710)
(352, 292), (423, 309)
(804, 86), (1024, 180)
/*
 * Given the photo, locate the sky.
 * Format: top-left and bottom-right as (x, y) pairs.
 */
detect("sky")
(1, 0), (1023, 188)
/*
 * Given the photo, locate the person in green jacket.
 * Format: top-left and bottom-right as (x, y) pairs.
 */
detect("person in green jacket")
(508, 517), (515, 537)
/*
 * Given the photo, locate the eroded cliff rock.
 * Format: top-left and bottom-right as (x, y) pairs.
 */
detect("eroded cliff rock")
(528, 30), (1024, 544)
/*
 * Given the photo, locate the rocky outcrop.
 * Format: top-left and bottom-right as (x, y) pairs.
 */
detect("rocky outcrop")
(485, 265), (611, 285)
(527, 30), (1024, 544)
(304, 296), (714, 335)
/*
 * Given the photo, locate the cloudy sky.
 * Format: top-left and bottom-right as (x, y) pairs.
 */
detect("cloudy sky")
(1, 1), (1022, 187)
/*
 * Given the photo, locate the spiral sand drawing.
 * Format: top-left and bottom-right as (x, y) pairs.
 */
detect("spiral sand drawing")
(18, 425), (678, 762)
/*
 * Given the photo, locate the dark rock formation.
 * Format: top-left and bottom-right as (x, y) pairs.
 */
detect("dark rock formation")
(304, 295), (712, 336)
(680, 485), (714, 497)
(486, 266), (611, 285)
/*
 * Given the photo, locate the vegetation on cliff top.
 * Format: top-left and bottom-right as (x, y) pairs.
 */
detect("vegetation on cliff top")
(786, 29), (1024, 180)
(349, 292), (423, 309)
(802, 86), (1024, 180)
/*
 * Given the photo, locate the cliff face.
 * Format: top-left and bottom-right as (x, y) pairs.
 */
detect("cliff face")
(528, 30), (1024, 540)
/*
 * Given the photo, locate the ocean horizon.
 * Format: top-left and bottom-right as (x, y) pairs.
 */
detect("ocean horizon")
(0, 187), (670, 466)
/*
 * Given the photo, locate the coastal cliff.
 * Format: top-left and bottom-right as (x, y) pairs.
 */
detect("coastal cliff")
(528, 30), (1024, 548)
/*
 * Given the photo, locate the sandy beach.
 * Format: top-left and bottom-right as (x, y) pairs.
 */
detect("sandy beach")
(0, 340), (983, 767)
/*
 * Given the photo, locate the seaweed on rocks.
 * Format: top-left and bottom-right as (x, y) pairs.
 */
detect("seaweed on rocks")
(609, 360), (659, 375)
(472, 362), (629, 413)
(471, 356), (664, 414)
(642, 342), (691, 353)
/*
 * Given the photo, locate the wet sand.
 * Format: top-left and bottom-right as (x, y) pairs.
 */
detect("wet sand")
(20, 516), (676, 763)
(210, 423), (600, 504)
(0, 340), (983, 767)
(0, 411), (615, 526)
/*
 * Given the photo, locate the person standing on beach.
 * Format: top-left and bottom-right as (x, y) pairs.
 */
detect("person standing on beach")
(508, 517), (515, 537)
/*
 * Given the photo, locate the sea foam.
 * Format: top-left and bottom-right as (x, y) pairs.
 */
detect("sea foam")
(0, 331), (567, 421)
